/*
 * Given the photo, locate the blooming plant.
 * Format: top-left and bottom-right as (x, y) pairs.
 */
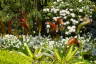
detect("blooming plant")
(0, 35), (22, 49)
(0, 34), (96, 63)
(42, 0), (95, 36)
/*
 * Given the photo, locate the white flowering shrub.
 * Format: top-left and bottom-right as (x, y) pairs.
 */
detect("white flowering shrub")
(42, 0), (95, 36)
(0, 35), (22, 49)
(27, 36), (67, 50)
(0, 34), (95, 53)
(0, 35), (67, 50)
(73, 34), (96, 62)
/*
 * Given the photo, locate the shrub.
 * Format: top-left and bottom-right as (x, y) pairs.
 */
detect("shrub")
(42, 0), (95, 36)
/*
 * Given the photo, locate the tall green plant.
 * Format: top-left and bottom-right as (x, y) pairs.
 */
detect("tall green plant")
(53, 45), (90, 64)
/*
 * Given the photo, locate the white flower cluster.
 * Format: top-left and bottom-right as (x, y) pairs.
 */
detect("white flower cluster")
(51, 7), (59, 13)
(78, 35), (96, 55)
(43, 0), (95, 35)
(79, 0), (82, 2)
(0, 35), (68, 50)
(1, 35), (22, 49)
(65, 26), (76, 34)
(70, 18), (78, 24)
(57, 0), (62, 2)
(43, 8), (49, 12)
(43, 7), (60, 14)
(70, 13), (75, 17)
(60, 9), (70, 16)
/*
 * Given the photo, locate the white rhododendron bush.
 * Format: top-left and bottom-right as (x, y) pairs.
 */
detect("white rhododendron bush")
(42, 0), (95, 35)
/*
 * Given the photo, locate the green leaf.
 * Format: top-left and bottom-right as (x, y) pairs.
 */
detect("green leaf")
(34, 48), (43, 59)
(54, 48), (62, 62)
(24, 43), (33, 58)
(66, 46), (78, 62)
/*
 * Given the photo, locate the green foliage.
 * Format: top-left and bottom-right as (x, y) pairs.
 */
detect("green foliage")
(0, 50), (32, 64)
(53, 46), (78, 64)
(23, 43), (44, 60)
(0, 0), (54, 22)
(65, 45), (78, 62)
(24, 44), (88, 64)
(54, 48), (62, 62)
(24, 43), (34, 58)
(0, 0), (56, 34)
